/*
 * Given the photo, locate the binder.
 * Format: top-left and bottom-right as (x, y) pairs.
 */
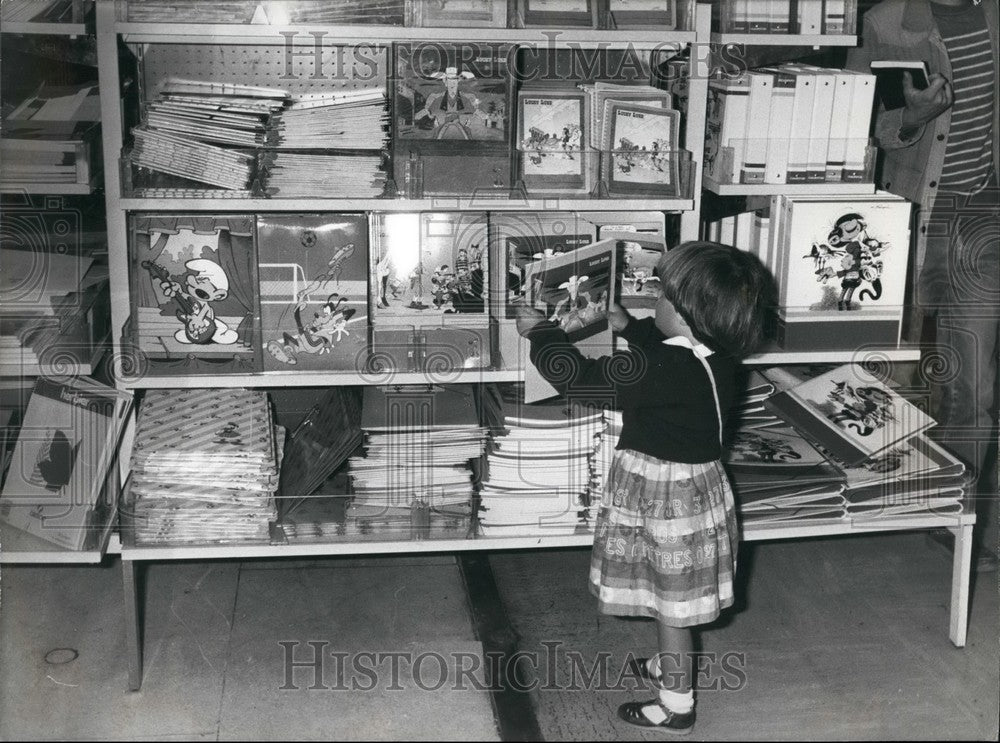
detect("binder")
(741, 71), (774, 184)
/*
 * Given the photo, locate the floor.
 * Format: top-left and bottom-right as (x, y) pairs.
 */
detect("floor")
(0, 532), (997, 741)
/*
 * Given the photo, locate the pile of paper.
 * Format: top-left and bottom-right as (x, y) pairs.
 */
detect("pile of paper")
(125, 388), (280, 545)
(348, 385), (486, 514)
(479, 385), (606, 536)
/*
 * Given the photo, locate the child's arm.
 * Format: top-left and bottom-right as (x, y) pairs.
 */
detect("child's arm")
(515, 305), (657, 403)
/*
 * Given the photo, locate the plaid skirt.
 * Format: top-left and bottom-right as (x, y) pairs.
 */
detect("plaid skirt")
(589, 448), (740, 627)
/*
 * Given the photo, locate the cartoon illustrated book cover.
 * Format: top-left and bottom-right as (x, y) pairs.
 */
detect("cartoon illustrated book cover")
(600, 229), (664, 309)
(778, 196), (911, 317)
(603, 101), (681, 196)
(522, 237), (617, 402)
(764, 364), (936, 466)
(516, 87), (588, 194)
(257, 214), (369, 373)
(392, 42), (514, 196)
(0, 377), (133, 550)
(490, 212), (596, 318)
(370, 212), (489, 323)
(129, 214), (262, 376)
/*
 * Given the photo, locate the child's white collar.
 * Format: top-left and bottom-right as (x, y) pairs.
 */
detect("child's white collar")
(662, 335), (713, 358)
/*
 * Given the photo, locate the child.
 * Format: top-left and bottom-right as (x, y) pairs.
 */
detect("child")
(516, 241), (775, 733)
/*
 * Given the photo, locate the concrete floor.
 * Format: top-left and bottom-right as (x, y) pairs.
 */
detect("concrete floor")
(0, 532), (997, 741)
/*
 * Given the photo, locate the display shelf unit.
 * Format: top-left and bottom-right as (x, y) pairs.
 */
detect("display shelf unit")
(0, 514), (116, 564)
(117, 196), (696, 212)
(116, 23), (696, 47)
(88, 1), (979, 693)
(710, 32), (857, 47)
(703, 177), (877, 197)
(1, 20), (89, 35)
(0, 180), (100, 195)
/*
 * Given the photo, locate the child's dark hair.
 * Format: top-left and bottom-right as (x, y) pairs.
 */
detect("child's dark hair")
(657, 241), (776, 357)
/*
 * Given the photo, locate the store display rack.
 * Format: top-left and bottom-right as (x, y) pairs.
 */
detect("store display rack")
(0, 2), (974, 692)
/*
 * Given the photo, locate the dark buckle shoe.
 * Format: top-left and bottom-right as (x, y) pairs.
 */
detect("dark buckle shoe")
(625, 656), (662, 684)
(617, 700), (695, 734)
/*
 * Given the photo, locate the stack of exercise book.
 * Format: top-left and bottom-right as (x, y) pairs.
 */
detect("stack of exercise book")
(124, 388), (281, 545)
(478, 384), (605, 536)
(259, 89), (389, 198)
(0, 377), (133, 551)
(347, 385), (485, 526)
(131, 79), (289, 190)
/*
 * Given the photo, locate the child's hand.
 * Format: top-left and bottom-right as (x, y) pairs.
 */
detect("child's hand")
(608, 302), (630, 331)
(513, 304), (547, 337)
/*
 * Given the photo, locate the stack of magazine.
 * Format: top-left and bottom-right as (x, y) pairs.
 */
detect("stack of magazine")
(478, 385), (605, 536)
(260, 89), (389, 198)
(124, 388), (281, 545)
(347, 385), (485, 522)
(131, 79), (289, 191)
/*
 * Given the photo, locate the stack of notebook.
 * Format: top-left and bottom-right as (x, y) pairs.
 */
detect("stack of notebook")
(348, 385), (486, 519)
(125, 388), (281, 545)
(479, 384), (606, 536)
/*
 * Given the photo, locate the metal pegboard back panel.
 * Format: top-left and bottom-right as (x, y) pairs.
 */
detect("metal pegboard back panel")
(141, 43), (387, 98)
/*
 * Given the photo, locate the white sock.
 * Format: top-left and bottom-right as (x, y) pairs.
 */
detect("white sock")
(645, 655), (661, 679)
(659, 688), (694, 715)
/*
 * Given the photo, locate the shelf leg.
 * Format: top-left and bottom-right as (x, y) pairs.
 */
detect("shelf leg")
(121, 558), (143, 691)
(947, 524), (973, 648)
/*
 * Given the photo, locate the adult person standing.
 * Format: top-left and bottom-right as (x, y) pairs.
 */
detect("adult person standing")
(847, 0), (999, 570)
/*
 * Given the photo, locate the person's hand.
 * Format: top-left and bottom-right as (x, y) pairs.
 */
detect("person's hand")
(608, 302), (630, 332)
(513, 304), (547, 337)
(901, 72), (952, 128)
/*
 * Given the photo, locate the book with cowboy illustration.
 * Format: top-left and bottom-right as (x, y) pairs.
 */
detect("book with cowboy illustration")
(129, 214), (262, 376)
(522, 237), (618, 402)
(392, 42), (515, 196)
(516, 85), (589, 195)
(257, 214), (369, 373)
(764, 364), (935, 466)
